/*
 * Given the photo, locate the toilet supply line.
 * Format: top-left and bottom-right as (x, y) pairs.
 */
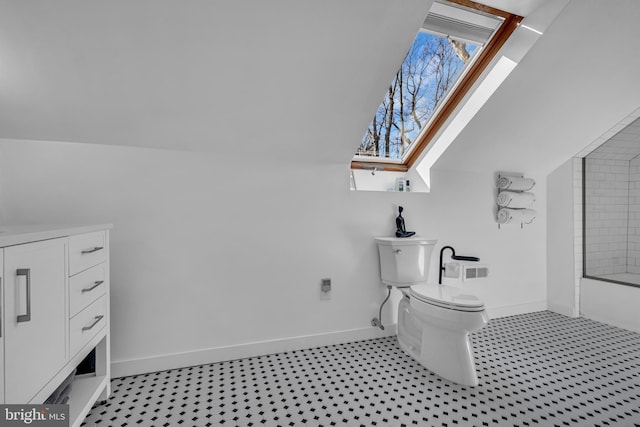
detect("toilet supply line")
(371, 285), (392, 330)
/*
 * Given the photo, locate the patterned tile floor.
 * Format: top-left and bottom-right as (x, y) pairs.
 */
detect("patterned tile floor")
(82, 311), (640, 426)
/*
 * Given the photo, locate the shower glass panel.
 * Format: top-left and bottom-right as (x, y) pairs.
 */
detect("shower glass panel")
(583, 116), (640, 287)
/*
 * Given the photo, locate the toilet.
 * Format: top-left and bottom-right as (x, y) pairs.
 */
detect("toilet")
(375, 236), (489, 386)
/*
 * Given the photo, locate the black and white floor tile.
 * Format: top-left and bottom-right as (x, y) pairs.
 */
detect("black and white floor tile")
(82, 311), (640, 426)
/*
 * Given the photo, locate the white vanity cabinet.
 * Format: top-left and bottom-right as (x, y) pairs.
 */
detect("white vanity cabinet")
(4, 238), (68, 404)
(0, 225), (112, 427)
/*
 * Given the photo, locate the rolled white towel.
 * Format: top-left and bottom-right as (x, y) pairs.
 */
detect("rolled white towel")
(497, 176), (535, 191)
(496, 191), (535, 208)
(497, 208), (536, 224)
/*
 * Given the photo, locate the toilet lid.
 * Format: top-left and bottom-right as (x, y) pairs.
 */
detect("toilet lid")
(410, 284), (485, 310)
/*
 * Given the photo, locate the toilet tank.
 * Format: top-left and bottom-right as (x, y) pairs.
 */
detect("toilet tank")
(375, 237), (437, 287)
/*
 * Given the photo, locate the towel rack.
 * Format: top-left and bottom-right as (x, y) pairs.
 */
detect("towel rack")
(495, 171), (536, 229)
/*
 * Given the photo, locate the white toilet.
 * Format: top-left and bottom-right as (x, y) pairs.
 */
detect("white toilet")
(375, 237), (489, 386)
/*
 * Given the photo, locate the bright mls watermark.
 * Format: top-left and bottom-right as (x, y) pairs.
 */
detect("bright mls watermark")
(0, 405), (68, 426)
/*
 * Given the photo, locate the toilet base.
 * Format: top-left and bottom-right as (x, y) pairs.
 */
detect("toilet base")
(397, 297), (487, 387)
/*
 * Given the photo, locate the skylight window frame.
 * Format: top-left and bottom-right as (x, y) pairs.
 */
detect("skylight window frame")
(387, 25), (485, 164)
(351, 27), (484, 167)
(351, 0), (522, 172)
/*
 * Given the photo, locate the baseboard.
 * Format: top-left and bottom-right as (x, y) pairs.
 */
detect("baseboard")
(546, 302), (578, 318)
(111, 324), (397, 378)
(486, 300), (547, 319)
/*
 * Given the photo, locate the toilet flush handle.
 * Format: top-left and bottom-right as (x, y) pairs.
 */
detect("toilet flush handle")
(393, 249), (402, 254)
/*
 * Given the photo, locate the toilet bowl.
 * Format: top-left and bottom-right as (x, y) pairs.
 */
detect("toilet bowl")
(398, 284), (489, 386)
(376, 237), (488, 386)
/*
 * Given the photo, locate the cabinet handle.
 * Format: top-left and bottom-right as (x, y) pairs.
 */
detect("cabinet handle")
(82, 280), (104, 293)
(16, 268), (31, 323)
(81, 246), (104, 254)
(82, 315), (104, 331)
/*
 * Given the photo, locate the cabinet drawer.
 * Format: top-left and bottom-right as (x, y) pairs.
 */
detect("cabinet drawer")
(70, 296), (107, 357)
(69, 231), (106, 276)
(70, 264), (106, 317)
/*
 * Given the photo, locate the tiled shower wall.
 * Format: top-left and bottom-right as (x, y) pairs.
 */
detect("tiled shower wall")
(584, 158), (629, 276)
(628, 157), (640, 273)
(568, 107), (640, 317)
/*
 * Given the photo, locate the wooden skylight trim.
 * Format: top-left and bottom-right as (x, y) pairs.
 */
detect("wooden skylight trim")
(351, 0), (523, 171)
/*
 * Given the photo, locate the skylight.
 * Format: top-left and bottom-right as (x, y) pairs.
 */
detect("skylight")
(355, 31), (480, 160)
(352, 0), (520, 170)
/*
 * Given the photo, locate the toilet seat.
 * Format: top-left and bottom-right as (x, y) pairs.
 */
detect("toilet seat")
(410, 284), (485, 312)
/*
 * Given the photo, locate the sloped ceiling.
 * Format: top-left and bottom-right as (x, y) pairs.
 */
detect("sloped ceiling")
(586, 117), (640, 161)
(433, 0), (640, 174)
(0, 0), (431, 162)
(2, 0), (634, 174)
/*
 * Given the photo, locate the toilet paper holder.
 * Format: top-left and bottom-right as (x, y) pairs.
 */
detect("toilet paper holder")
(439, 246), (479, 284)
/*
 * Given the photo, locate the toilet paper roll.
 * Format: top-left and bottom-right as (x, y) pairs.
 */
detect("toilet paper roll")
(497, 208), (536, 224)
(497, 176), (535, 191)
(496, 191), (535, 208)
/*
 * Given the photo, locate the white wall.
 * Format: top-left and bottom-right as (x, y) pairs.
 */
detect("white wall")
(428, 168), (547, 317)
(546, 159), (578, 317)
(0, 138), (547, 376)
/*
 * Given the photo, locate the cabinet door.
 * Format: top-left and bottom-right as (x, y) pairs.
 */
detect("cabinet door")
(4, 238), (67, 403)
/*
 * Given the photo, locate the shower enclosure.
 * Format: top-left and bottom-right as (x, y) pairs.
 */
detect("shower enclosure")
(583, 116), (640, 287)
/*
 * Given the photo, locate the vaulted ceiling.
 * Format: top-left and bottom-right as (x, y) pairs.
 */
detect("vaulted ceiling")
(0, 0), (431, 162)
(586, 117), (640, 161)
(1, 0), (638, 174)
(434, 0), (640, 174)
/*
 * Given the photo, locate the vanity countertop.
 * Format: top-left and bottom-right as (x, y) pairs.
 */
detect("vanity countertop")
(0, 224), (113, 247)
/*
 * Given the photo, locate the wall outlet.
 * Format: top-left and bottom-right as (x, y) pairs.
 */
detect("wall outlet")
(320, 278), (331, 299)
